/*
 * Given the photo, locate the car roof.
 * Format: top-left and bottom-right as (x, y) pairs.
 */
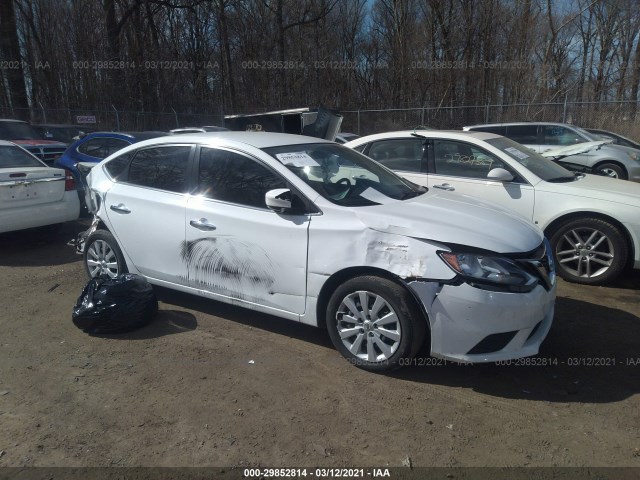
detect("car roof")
(0, 119), (28, 123)
(0, 140), (18, 146)
(32, 123), (86, 128)
(346, 129), (502, 143)
(81, 131), (169, 140)
(132, 131), (333, 149)
(465, 122), (577, 128)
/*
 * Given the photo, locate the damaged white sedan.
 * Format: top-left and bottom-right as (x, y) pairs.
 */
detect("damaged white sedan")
(80, 132), (556, 371)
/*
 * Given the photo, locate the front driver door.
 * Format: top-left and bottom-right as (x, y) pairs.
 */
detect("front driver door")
(185, 146), (311, 315)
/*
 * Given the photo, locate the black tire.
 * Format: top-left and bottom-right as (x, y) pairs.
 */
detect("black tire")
(83, 229), (128, 279)
(325, 275), (427, 372)
(549, 217), (628, 285)
(594, 162), (627, 180)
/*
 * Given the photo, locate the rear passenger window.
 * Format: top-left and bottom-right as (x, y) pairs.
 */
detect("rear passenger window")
(367, 139), (424, 172)
(127, 146), (191, 193)
(78, 138), (108, 158)
(105, 138), (131, 157)
(506, 125), (538, 144)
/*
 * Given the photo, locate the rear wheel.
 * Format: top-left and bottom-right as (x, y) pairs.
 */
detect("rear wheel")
(326, 275), (426, 372)
(550, 217), (627, 285)
(594, 162), (627, 180)
(83, 230), (128, 279)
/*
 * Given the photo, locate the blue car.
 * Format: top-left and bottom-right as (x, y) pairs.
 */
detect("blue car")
(55, 131), (168, 214)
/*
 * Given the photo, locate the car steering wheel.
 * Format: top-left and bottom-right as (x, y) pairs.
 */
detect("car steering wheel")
(328, 177), (352, 200)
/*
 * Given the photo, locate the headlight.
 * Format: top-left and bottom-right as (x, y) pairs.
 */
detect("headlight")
(439, 251), (538, 292)
(543, 238), (556, 285)
(626, 151), (640, 161)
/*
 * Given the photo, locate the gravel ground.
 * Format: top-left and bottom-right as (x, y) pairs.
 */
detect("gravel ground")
(0, 220), (638, 471)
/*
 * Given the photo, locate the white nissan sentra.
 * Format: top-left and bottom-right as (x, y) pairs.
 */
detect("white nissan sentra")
(80, 132), (556, 371)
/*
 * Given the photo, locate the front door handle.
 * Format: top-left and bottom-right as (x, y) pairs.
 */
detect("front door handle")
(432, 183), (455, 191)
(110, 203), (131, 214)
(190, 218), (217, 231)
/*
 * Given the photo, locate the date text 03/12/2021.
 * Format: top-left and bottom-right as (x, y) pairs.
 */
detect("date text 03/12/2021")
(243, 468), (391, 478)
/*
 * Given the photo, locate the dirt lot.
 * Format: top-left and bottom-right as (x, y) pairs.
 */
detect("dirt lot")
(0, 220), (639, 470)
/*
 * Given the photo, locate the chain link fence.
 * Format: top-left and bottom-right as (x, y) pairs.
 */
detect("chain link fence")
(0, 107), (225, 132)
(2, 100), (640, 140)
(341, 100), (640, 139)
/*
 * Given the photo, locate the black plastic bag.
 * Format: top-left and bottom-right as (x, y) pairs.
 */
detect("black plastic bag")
(72, 274), (158, 334)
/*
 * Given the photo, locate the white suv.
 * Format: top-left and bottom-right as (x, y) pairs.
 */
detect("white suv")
(80, 132), (556, 371)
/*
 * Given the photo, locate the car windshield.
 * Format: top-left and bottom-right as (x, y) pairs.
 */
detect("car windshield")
(0, 122), (41, 140)
(37, 126), (82, 143)
(486, 137), (576, 182)
(0, 145), (45, 168)
(573, 126), (598, 141)
(50, 127), (82, 143)
(263, 143), (426, 206)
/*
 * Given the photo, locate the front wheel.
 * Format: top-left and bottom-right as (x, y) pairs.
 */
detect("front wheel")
(594, 162), (627, 180)
(326, 275), (426, 372)
(83, 230), (128, 279)
(549, 218), (628, 285)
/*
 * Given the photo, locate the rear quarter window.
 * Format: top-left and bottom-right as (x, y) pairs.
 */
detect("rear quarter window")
(104, 151), (135, 181)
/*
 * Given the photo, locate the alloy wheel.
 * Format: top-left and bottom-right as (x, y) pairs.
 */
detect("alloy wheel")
(336, 290), (402, 362)
(555, 227), (614, 278)
(86, 239), (120, 278)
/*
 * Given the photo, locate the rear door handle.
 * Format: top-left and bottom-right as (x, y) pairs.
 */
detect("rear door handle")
(432, 183), (455, 191)
(110, 203), (131, 214)
(190, 218), (217, 231)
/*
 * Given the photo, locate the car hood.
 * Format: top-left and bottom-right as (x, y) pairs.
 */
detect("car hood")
(539, 173), (640, 206)
(354, 190), (543, 254)
(541, 141), (611, 159)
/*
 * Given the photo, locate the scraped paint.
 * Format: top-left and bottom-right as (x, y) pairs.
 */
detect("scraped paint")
(180, 237), (275, 300)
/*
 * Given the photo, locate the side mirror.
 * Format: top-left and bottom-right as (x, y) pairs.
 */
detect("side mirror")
(487, 167), (514, 182)
(265, 188), (292, 212)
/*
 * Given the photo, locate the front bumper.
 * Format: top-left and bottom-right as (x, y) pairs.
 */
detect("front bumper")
(409, 280), (556, 363)
(626, 163), (640, 183)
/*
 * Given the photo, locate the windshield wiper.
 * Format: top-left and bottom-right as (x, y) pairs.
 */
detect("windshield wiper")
(546, 176), (577, 183)
(400, 187), (427, 200)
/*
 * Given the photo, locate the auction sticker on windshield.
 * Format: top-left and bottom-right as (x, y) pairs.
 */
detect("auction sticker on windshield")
(275, 152), (320, 167)
(504, 147), (529, 160)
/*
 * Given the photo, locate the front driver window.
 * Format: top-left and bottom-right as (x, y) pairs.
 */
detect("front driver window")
(544, 126), (581, 146)
(433, 140), (511, 180)
(197, 147), (286, 209)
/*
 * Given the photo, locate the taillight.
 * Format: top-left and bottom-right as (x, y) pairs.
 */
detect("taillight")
(64, 169), (75, 191)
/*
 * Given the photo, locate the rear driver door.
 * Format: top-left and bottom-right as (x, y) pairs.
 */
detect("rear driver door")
(103, 144), (193, 284)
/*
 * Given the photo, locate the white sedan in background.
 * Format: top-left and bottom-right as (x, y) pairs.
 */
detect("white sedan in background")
(80, 132), (555, 371)
(0, 140), (79, 233)
(345, 130), (640, 285)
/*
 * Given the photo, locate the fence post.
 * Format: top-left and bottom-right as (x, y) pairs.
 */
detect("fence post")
(421, 107), (425, 126)
(563, 94), (568, 123)
(171, 107), (179, 128)
(112, 104), (120, 131)
(38, 101), (47, 123)
(485, 102), (489, 123)
(357, 110), (360, 135)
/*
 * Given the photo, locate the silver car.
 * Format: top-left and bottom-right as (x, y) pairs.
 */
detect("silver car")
(463, 122), (640, 181)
